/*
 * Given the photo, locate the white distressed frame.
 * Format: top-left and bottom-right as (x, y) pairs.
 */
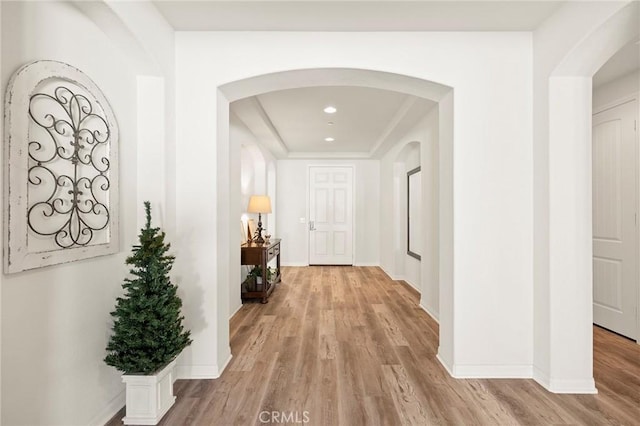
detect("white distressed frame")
(4, 60), (119, 273)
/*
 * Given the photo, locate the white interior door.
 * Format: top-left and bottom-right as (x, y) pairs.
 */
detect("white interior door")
(592, 99), (638, 340)
(309, 166), (353, 265)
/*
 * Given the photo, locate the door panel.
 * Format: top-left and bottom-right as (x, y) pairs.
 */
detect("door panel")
(315, 231), (328, 255)
(334, 188), (347, 223)
(314, 188), (329, 223)
(593, 119), (622, 241)
(593, 257), (623, 311)
(309, 166), (353, 265)
(593, 100), (638, 340)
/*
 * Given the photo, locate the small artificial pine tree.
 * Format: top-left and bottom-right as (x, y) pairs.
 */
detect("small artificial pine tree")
(105, 202), (192, 375)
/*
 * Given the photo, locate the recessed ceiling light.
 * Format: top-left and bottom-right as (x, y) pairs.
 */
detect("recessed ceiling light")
(324, 137), (335, 142)
(324, 106), (337, 114)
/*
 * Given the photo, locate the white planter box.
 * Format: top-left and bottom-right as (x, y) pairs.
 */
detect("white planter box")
(122, 359), (177, 425)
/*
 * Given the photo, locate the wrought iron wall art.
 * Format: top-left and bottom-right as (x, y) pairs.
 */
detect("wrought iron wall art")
(4, 61), (119, 273)
(28, 86), (111, 248)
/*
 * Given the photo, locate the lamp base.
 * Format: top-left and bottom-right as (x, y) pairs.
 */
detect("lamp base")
(253, 213), (265, 244)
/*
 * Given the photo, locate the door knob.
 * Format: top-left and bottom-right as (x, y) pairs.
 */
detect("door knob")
(309, 221), (315, 231)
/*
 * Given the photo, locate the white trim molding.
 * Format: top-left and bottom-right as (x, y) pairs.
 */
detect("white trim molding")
(175, 353), (233, 380)
(533, 367), (598, 394)
(229, 303), (243, 320)
(451, 364), (533, 379)
(592, 92), (638, 115)
(436, 352), (454, 376)
(419, 302), (439, 323)
(439, 354), (534, 380)
(88, 390), (125, 426)
(379, 265), (403, 281)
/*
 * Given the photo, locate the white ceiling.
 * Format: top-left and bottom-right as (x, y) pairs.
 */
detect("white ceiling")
(157, 0), (638, 158)
(593, 41), (640, 88)
(153, 1), (564, 32)
(231, 86), (435, 158)
(167, 1), (561, 159)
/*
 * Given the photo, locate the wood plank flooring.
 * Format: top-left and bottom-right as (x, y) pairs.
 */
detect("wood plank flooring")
(107, 266), (640, 425)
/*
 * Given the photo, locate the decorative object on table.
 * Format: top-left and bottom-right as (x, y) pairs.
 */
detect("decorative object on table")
(247, 219), (256, 244)
(249, 265), (264, 284)
(247, 195), (271, 244)
(264, 233), (271, 244)
(267, 266), (277, 283)
(4, 60), (119, 273)
(104, 201), (192, 425)
(241, 220), (248, 243)
(242, 273), (256, 292)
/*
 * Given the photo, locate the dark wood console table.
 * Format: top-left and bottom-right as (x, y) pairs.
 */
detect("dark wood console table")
(241, 239), (281, 303)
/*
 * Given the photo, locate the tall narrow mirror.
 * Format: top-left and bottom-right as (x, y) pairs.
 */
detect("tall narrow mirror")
(408, 167), (422, 260)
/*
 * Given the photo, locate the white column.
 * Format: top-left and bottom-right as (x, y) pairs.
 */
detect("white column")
(546, 76), (596, 393)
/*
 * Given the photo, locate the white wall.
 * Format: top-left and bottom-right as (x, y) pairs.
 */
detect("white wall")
(379, 108), (439, 319)
(1, 1), (174, 424)
(175, 31), (533, 377)
(0, 3), (4, 421)
(593, 70), (639, 110)
(231, 112), (277, 317)
(276, 159), (380, 266)
(103, 0), (178, 234)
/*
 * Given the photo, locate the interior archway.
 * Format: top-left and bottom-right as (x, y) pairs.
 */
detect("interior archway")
(216, 68), (454, 374)
(540, 1), (639, 393)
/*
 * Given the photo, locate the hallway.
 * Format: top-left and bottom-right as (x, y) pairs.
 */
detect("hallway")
(109, 266), (640, 425)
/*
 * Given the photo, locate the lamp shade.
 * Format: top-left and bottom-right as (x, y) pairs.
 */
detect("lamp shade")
(247, 195), (272, 214)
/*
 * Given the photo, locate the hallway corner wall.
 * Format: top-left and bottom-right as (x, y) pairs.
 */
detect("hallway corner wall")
(1, 1), (175, 423)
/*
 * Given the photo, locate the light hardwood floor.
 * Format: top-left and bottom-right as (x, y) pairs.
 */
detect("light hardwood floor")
(108, 266), (640, 425)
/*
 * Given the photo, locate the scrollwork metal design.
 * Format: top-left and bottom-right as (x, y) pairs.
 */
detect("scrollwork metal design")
(27, 85), (111, 248)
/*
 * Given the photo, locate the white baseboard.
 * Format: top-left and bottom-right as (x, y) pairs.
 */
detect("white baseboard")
(175, 352), (232, 379)
(548, 379), (597, 393)
(217, 352), (233, 376)
(436, 352), (454, 376)
(452, 364), (533, 378)
(379, 265), (402, 281)
(402, 278), (420, 292)
(438, 349), (534, 380)
(438, 353), (533, 379)
(533, 367), (598, 394)
(533, 366), (551, 390)
(229, 303), (242, 320)
(88, 389), (125, 426)
(354, 262), (380, 267)
(281, 262), (308, 267)
(419, 302), (439, 323)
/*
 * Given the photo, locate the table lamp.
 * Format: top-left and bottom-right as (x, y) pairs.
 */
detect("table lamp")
(247, 195), (272, 244)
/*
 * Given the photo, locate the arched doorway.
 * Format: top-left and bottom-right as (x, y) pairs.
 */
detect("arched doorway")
(217, 68), (454, 374)
(536, 1), (639, 393)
